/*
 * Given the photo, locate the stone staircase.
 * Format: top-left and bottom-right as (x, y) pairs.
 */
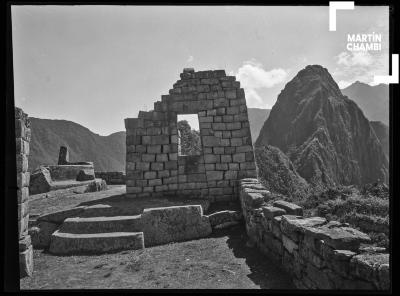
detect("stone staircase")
(30, 203), (243, 255)
(49, 214), (145, 255)
(33, 205), (144, 255)
(49, 230), (144, 255)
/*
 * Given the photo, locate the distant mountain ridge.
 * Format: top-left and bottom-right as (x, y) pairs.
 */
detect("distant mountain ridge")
(256, 65), (388, 194)
(341, 81), (389, 125)
(29, 117), (126, 172)
(247, 108), (271, 143)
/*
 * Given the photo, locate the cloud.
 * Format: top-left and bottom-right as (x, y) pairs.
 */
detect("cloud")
(336, 51), (373, 67)
(334, 51), (389, 86)
(186, 55), (194, 63)
(234, 60), (288, 108)
(337, 80), (352, 89)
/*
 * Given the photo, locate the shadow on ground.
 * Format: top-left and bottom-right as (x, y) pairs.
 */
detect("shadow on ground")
(211, 224), (296, 289)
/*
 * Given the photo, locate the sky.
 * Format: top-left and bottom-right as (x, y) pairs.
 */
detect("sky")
(11, 5), (389, 135)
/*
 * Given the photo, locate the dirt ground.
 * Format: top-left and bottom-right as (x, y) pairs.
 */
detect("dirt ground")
(29, 185), (221, 217)
(20, 224), (295, 289)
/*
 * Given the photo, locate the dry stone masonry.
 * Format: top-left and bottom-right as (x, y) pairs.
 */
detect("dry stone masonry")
(125, 68), (256, 202)
(29, 146), (106, 195)
(239, 178), (390, 290)
(16, 107), (33, 277)
(94, 171), (126, 185)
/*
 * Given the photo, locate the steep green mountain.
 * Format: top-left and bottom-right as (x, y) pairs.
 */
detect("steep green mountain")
(29, 118), (125, 172)
(370, 121), (389, 159)
(256, 65), (388, 191)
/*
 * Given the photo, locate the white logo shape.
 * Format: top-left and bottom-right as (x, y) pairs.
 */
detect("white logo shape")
(374, 54), (399, 84)
(329, 1), (355, 31)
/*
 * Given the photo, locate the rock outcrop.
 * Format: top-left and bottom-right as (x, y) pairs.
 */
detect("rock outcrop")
(256, 65), (388, 189)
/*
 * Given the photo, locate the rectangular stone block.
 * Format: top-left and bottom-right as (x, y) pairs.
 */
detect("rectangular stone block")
(204, 154), (219, 163)
(225, 90), (237, 99)
(148, 179), (162, 186)
(156, 154), (168, 162)
(151, 162), (164, 171)
(142, 154), (156, 162)
(262, 206), (287, 219)
(144, 171), (157, 179)
(206, 171), (224, 181)
(16, 154), (28, 173)
(16, 172), (30, 189)
(16, 138), (30, 155)
(215, 163), (228, 170)
(136, 162), (150, 171)
(224, 170), (238, 180)
(19, 245), (33, 277)
(151, 135), (170, 145)
(231, 138), (243, 146)
(233, 153), (246, 163)
(127, 152), (141, 162)
(147, 145), (162, 154)
(18, 201), (29, 221)
(273, 200), (304, 216)
(226, 122), (241, 130)
(202, 136), (221, 147)
(17, 187), (29, 204)
(158, 170), (170, 178)
(18, 214), (29, 238)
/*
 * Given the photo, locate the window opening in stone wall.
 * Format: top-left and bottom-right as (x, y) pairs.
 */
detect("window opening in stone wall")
(177, 114), (202, 156)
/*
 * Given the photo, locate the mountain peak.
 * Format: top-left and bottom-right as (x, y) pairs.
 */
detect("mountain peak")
(256, 66), (388, 189)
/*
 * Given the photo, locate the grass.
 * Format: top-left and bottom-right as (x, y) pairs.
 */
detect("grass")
(297, 183), (389, 248)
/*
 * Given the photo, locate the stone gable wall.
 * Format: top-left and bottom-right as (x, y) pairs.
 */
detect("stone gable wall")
(16, 107), (34, 277)
(125, 68), (257, 202)
(239, 178), (390, 290)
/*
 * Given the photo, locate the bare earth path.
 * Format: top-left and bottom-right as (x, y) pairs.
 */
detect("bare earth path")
(20, 224), (295, 289)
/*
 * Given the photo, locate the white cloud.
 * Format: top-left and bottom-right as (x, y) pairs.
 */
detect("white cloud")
(336, 51), (373, 67)
(337, 80), (352, 89)
(186, 55), (194, 63)
(234, 60), (288, 108)
(334, 51), (389, 86)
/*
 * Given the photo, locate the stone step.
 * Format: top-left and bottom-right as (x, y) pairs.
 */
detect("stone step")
(59, 215), (142, 234)
(49, 230), (144, 255)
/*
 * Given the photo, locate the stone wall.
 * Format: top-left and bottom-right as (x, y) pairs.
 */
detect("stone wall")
(125, 68), (256, 202)
(16, 107), (33, 277)
(239, 178), (390, 290)
(46, 164), (94, 181)
(94, 171), (126, 185)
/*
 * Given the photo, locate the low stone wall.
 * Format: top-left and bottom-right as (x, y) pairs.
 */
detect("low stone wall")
(16, 107), (33, 277)
(46, 164), (94, 181)
(239, 178), (390, 290)
(94, 171), (126, 185)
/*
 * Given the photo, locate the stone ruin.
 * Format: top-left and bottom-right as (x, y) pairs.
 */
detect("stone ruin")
(125, 68), (257, 202)
(19, 68), (389, 290)
(29, 146), (106, 195)
(16, 107), (33, 277)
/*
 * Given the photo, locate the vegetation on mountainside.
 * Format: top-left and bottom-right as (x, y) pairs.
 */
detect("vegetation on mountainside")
(177, 120), (202, 156)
